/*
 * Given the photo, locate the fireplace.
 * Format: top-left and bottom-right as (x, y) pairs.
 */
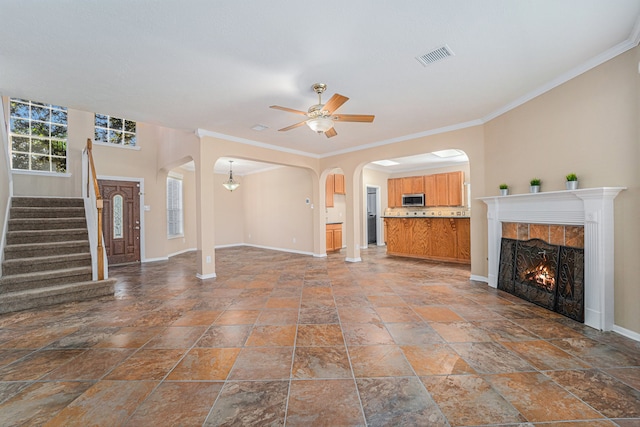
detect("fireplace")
(480, 187), (625, 331)
(498, 237), (584, 322)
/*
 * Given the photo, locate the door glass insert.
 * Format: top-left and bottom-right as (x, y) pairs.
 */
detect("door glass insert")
(113, 194), (123, 239)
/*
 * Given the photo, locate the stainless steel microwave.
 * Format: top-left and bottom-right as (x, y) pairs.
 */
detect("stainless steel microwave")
(402, 194), (425, 207)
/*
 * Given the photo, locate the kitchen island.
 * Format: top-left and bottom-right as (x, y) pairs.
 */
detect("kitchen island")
(383, 216), (470, 264)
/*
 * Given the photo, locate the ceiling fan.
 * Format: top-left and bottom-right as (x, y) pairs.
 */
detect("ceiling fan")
(270, 83), (375, 138)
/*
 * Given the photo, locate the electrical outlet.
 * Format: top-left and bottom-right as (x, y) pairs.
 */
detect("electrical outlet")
(206, 256), (211, 263)
(292, 237), (296, 243)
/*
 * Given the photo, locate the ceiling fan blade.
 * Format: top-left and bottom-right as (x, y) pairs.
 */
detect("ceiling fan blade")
(325, 127), (337, 138)
(278, 120), (307, 132)
(333, 114), (375, 123)
(322, 94), (349, 114)
(270, 105), (308, 116)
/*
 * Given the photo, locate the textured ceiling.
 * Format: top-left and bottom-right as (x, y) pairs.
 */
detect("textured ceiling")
(1, 0), (639, 165)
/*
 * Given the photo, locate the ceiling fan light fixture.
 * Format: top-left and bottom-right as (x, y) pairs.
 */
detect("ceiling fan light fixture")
(306, 117), (333, 133)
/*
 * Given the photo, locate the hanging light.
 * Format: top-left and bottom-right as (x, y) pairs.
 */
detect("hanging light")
(223, 160), (240, 191)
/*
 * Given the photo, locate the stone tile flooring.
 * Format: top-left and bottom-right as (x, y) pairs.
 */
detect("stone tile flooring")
(0, 246), (639, 426)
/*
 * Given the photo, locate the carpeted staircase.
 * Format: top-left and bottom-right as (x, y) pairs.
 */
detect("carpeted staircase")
(0, 197), (115, 314)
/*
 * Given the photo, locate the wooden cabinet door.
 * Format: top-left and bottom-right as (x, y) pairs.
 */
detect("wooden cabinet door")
(387, 178), (396, 207)
(326, 174), (335, 207)
(326, 229), (334, 251)
(334, 173), (346, 195)
(435, 174), (449, 206)
(424, 175), (437, 207)
(411, 176), (424, 194)
(447, 171), (463, 206)
(333, 227), (342, 250)
(387, 178), (403, 207)
(456, 218), (471, 261)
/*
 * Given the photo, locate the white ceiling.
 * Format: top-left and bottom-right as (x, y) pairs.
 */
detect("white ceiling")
(2, 1), (639, 174)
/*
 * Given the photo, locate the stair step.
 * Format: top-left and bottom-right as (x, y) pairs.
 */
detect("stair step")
(4, 241), (90, 260)
(0, 279), (116, 314)
(0, 267), (93, 293)
(6, 228), (89, 245)
(11, 197), (84, 208)
(2, 253), (92, 276)
(8, 217), (87, 231)
(10, 206), (86, 219)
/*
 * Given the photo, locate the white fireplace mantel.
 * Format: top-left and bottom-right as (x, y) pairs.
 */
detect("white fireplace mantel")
(479, 187), (625, 331)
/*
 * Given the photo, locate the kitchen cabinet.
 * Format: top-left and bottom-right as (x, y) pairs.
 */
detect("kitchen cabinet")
(423, 175), (437, 207)
(326, 174), (335, 207)
(389, 171), (463, 208)
(326, 223), (343, 252)
(334, 173), (345, 194)
(384, 217), (470, 264)
(387, 178), (403, 208)
(402, 176), (424, 195)
(447, 171), (463, 207)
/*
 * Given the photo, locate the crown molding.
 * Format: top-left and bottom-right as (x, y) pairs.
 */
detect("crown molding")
(195, 129), (320, 158)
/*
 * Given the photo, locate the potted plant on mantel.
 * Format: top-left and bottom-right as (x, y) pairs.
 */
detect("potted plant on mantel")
(530, 178), (541, 193)
(566, 173), (578, 190)
(499, 184), (509, 196)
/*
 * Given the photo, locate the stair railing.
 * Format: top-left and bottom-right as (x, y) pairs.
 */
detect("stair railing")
(82, 138), (105, 280)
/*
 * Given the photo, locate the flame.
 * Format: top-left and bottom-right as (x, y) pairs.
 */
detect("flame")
(524, 264), (555, 291)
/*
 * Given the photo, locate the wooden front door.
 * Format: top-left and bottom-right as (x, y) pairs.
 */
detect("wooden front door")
(99, 180), (141, 265)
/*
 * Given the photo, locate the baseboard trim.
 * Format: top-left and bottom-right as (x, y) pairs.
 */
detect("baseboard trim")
(167, 247), (197, 258)
(196, 272), (217, 280)
(143, 256), (169, 263)
(612, 324), (640, 342)
(345, 257), (362, 263)
(470, 274), (489, 283)
(242, 243), (314, 257)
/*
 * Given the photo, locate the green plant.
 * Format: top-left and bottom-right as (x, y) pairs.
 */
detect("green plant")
(530, 178), (541, 186)
(499, 183), (508, 190)
(566, 173), (578, 181)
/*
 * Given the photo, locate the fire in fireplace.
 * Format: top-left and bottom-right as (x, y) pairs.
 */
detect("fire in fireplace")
(498, 238), (584, 322)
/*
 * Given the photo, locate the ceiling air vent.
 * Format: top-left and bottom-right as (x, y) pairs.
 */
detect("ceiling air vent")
(415, 45), (454, 67)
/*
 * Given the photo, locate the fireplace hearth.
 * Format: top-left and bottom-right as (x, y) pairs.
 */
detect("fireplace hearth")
(498, 238), (584, 322)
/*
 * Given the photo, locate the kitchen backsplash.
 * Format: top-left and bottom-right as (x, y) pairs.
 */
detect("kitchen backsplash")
(384, 207), (470, 217)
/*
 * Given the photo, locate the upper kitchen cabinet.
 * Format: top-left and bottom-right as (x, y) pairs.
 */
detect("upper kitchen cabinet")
(326, 174), (335, 207)
(447, 171), (463, 207)
(387, 171), (465, 208)
(402, 176), (424, 195)
(387, 178), (403, 208)
(334, 173), (345, 195)
(326, 173), (346, 207)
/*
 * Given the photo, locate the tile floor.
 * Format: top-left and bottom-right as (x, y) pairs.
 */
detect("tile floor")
(0, 246), (639, 426)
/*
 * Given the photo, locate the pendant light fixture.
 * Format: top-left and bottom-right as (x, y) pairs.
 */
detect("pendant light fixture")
(222, 160), (239, 192)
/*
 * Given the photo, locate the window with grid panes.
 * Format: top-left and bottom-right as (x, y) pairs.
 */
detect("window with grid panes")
(167, 175), (183, 238)
(94, 114), (137, 146)
(9, 99), (68, 173)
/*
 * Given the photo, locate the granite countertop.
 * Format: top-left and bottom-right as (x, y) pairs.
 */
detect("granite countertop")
(383, 213), (470, 218)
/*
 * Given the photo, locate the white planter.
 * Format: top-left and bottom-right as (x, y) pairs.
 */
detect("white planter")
(530, 185), (540, 193)
(500, 189), (509, 196)
(566, 180), (578, 190)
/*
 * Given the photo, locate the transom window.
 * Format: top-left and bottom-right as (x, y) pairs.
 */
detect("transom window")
(95, 114), (137, 146)
(9, 98), (68, 173)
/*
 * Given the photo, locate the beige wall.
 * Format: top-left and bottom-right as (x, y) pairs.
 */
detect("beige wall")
(484, 46), (640, 333)
(242, 166), (315, 254)
(213, 172), (244, 246)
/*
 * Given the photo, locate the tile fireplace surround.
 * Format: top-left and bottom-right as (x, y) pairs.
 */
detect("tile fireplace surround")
(480, 187), (625, 332)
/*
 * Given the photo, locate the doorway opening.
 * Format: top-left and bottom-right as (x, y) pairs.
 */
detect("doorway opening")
(366, 186), (381, 246)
